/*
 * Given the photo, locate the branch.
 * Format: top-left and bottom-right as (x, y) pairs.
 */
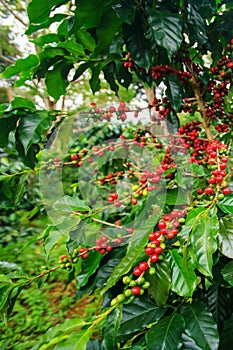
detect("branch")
(0, 0), (27, 27)
(0, 54), (16, 64)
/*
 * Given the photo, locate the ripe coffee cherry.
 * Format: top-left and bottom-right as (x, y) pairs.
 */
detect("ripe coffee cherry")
(158, 221), (166, 229)
(133, 267), (142, 276)
(150, 254), (159, 263)
(205, 187), (214, 195)
(154, 246), (163, 254)
(131, 286), (141, 295)
(138, 261), (149, 271)
(131, 197), (138, 205)
(222, 187), (231, 195)
(145, 246), (154, 255)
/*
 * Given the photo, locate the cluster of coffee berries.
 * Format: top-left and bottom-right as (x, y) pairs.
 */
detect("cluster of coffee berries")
(58, 248), (89, 271)
(110, 270), (151, 306)
(110, 209), (187, 306)
(95, 235), (113, 254)
(151, 97), (173, 118)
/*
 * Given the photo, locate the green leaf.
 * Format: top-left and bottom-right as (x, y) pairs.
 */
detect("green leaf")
(27, 0), (68, 24)
(32, 33), (59, 47)
(58, 38), (85, 57)
(11, 97), (36, 111)
(76, 251), (103, 289)
(220, 314), (233, 350)
(76, 29), (96, 52)
(147, 258), (171, 306)
(89, 64), (103, 94)
(180, 301), (219, 350)
(222, 261), (233, 286)
(1, 54), (39, 79)
(53, 195), (90, 213)
(103, 62), (119, 94)
(165, 188), (190, 205)
(45, 61), (73, 100)
(0, 114), (20, 147)
(72, 62), (90, 81)
(187, 4), (208, 46)
(191, 214), (218, 276)
(44, 216), (80, 256)
(25, 14), (68, 35)
(145, 313), (185, 350)
(72, 0), (112, 30)
(123, 20), (151, 69)
(102, 213), (159, 293)
(16, 110), (51, 153)
(147, 10), (183, 57)
(118, 295), (166, 341)
(165, 74), (184, 112)
(218, 215), (233, 258)
(169, 249), (197, 297)
(93, 10), (121, 55)
(102, 307), (122, 350)
(217, 196), (233, 214)
(206, 284), (232, 329)
(113, 0), (136, 24)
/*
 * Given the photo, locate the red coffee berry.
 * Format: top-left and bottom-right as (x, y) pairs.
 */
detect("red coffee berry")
(158, 221), (166, 229)
(132, 286), (141, 295)
(150, 254), (159, 263)
(205, 187), (214, 195)
(138, 262), (149, 271)
(133, 267), (142, 276)
(222, 187), (231, 195)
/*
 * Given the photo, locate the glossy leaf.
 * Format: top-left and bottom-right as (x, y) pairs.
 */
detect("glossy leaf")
(27, 0), (68, 24)
(16, 110), (51, 153)
(103, 62), (119, 94)
(93, 10), (121, 55)
(72, 0), (112, 30)
(191, 214), (218, 276)
(25, 14), (68, 35)
(147, 258), (171, 306)
(118, 295), (166, 341)
(145, 313), (185, 350)
(113, 0), (136, 24)
(217, 196), (233, 214)
(11, 97), (36, 111)
(89, 64), (104, 94)
(206, 284), (233, 330)
(221, 261), (233, 286)
(102, 213), (159, 293)
(76, 251), (103, 289)
(102, 307), (122, 349)
(219, 314), (233, 350)
(165, 74), (184, 112)
(187, 4), (208, 45)
(53, 195), (90, 213)
(181, 330), (203, 350)
(1, 54), (39, 79)
(0, 114), (19, 147)
(169, 249), (197, 297)
(218, 215), (233, 258)
(147, 10), (183, 57)
(45, 61), (73, 101)
(123, 21), (151, 69)
(180, 301), (219, 350)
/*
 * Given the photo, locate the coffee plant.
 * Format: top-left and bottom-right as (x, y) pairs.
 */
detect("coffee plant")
(1, 0), (233, 349)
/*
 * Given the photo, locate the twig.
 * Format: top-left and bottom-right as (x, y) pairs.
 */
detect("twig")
(0, 0), (27, 27)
